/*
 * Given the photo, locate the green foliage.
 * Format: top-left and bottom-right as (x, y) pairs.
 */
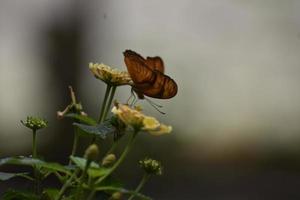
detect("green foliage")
(73, 120), (116, 139)
(2, 190), (39, 200)
(70, 156), (109, 178)
(1, 57), (172, 199)
(41, 188), (60, 200)
(92, 186), (152, 200)
(0, 172), (30, 181)
(0, 157), (71, 175)
(0, 156), (44, 166)
(64, 113), (97, 125)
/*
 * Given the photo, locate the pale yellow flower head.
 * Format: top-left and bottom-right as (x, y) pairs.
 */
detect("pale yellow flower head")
(89, 63), (132, 86)
(111, 103), (172, 135)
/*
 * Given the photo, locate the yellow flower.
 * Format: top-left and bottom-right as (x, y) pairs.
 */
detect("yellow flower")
(143, 116), (160, 130)
(148, 124), (172, 136)
(89, 63), (132, 86)
(111, 103), (172, 135)
(111, 104), (144, 129)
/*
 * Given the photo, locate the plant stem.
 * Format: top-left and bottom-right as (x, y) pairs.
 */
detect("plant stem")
(32, 129), (39, 194)
(55, 170), (78, 200)
(128, 174), (150, 200)
(87, 130), (138, 199)
(106, 139), (119, 155)
(98, 84), (112, 123)
(32, 130), (37, 158)
(102, 86), (117, 122)
(69, 127), (79, 165)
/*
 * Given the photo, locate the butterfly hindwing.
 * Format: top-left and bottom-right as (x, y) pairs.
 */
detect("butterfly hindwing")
(140, 70), (177, 99)
(145, 56), (164, 73)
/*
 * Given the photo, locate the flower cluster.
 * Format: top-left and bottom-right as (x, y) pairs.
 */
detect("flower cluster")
(111, 103), (172, 135)
(139, 158), (163, 175)
(21, 116), (48, 131)
(89, 63), (132, 86)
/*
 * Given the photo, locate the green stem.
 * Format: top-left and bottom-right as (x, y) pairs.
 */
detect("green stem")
(87, 131), (138, 199)
(32, 130), (37, 158)
(101, 86), (117, 122)
(98, 84), (112, 123)
(55, 170), (78, 200)
(32, 130), (39, 194)
(128, 174), (150, 200)
(69, 128), (79, 165)
(106, 139), (119, 155)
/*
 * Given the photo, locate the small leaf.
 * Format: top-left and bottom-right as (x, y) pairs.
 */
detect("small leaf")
(38, 162), (71, 175)
(70, 156), (99, 170)
(0, 156), (44, 166)
(73, 121), (115, 139)
(93, 186), (152, 200)
(2, 190), (39, 200)
(65, 113), (97, 125)
(0, 157), (71, 175)
(88, 167), (110, 178)
(41, 188), (59, 200)
(0, 172), (29, 181)
(70, 156), (109, 178)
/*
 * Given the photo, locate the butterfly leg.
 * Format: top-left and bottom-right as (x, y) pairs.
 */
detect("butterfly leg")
(145, 97), (165, 114)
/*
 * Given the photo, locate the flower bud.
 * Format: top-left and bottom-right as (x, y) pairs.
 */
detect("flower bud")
(139, 158), (162, 176)
(84, 144), (99, 161)
(101, 154), (116, 166)
(21, 116), (48, 131)
(111, 192), (122, 200)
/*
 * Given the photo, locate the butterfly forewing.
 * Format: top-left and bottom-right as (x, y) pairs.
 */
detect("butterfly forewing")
(124, 50), (155, 84)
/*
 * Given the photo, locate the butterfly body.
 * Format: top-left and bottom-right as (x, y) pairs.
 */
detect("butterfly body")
(123, 50), (177, 99)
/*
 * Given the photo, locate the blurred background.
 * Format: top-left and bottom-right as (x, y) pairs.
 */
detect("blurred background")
(1, 0), (300, 199)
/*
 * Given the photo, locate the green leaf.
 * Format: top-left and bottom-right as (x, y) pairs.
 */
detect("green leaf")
(88, 167), (110, 178)
(38, 162), (71, 175)
(70, 156), (99, 169)
(65, 113), (97, 125)
(0, 172), (29, 181)
(0, 156), (44, 166)
(41, 188), (59, 200)
(93, 186), (152, 200)
(73, 121), (115, 139)
(70, 156), (109, 178)
(2, 190), (39, 200)
(0, 157), (71, 175)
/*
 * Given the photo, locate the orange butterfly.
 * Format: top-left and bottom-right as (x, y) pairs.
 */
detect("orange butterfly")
(123, 50), (178, 100)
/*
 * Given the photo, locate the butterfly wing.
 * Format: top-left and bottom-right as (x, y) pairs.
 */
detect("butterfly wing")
(141, 70), (177, 99)
(123, 49), (177, 99)
(123, 50), (156, 85)
(145, 56), (164, 73)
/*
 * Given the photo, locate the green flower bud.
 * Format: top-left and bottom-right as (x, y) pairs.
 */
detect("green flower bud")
(21, 116), (48, 131)
(84, 144), (99, 161)
(111, 192), (122, 200)
(139, 158), (162, 176)
(102, 154), (116, 166)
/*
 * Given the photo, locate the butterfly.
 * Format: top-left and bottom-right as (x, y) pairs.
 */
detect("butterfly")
(123, 50), (178, 100)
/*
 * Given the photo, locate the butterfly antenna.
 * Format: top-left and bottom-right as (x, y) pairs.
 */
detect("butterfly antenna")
(131, 95), (139, 106)
(145, 98), (166, 114)
(126, 89), (135, 105)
